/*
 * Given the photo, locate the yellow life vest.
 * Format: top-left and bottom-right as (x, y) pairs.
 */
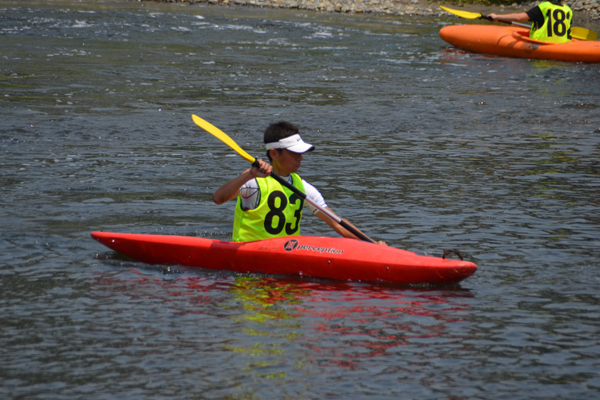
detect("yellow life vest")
(531, 1), (573, 43)
(232, 173), (306, 242)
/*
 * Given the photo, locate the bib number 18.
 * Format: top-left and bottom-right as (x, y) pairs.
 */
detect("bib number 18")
(546, 9), (570, 38)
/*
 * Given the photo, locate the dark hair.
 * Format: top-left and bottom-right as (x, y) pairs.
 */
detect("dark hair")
(264, 121), (299, 161)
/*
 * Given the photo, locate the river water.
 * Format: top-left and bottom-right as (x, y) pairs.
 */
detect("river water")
(1, 0), (600, 398)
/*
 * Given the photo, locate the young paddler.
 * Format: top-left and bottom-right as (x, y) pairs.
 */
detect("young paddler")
(488, 0), (573, 43)
(212, 121), (384, 244)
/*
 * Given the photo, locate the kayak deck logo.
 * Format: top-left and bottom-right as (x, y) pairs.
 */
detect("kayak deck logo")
(284, 239), (344, 254)
(284, 239), (299, 251)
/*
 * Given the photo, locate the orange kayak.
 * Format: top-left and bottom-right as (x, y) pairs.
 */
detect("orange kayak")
(91, 232), (477, 285)
(440, 25), (600, 63)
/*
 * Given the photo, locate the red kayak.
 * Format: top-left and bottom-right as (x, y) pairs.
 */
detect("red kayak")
(91, 232), (477, 284)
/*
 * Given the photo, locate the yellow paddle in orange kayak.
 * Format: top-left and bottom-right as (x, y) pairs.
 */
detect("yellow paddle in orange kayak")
(440, 5), (598, 41)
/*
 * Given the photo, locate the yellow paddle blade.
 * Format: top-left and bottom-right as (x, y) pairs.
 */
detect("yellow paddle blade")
(440, 5), (482, 20)
(572, 27), (598, 41)
(191, 114), (256, 164)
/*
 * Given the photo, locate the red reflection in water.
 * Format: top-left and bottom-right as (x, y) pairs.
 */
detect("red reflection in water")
(90, 269), (473, 369)
(222, 277), (474, 368)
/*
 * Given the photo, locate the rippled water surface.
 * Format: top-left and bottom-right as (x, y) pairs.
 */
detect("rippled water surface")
(2, 1), (600, 399)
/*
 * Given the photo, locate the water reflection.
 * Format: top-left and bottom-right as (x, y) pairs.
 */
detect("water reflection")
(89, 270), (475, 377)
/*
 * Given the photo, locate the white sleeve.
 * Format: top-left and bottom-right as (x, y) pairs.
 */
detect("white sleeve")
(239, 179), (260, 210)
(302, 179), (327, 215)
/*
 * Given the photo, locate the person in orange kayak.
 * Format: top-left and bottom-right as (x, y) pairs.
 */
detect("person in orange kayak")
(488, 0), (572, 43)
(212, 121), (381, 244)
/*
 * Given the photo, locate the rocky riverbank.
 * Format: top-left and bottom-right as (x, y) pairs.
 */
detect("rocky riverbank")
(151, 0), (600, 23)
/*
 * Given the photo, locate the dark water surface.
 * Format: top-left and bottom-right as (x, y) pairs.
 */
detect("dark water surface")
(2, 1), (600, 398)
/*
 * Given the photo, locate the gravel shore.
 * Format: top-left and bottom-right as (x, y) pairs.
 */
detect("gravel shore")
(152, 0), (600, 24)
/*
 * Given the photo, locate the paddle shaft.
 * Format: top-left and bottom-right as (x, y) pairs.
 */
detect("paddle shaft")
(501, 20), (531, 29)
(252, 160), (376, 243)
(480, 13), (531, 30)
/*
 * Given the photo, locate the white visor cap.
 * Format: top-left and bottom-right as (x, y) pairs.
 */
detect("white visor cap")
(265, 134), (315, 154)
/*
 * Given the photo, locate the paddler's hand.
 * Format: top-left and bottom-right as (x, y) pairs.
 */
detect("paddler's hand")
(487, 13), (499, 22)
(249, 158), (272, 178)
(212, 158), (273, 205)
(377, 241), (387, 246)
